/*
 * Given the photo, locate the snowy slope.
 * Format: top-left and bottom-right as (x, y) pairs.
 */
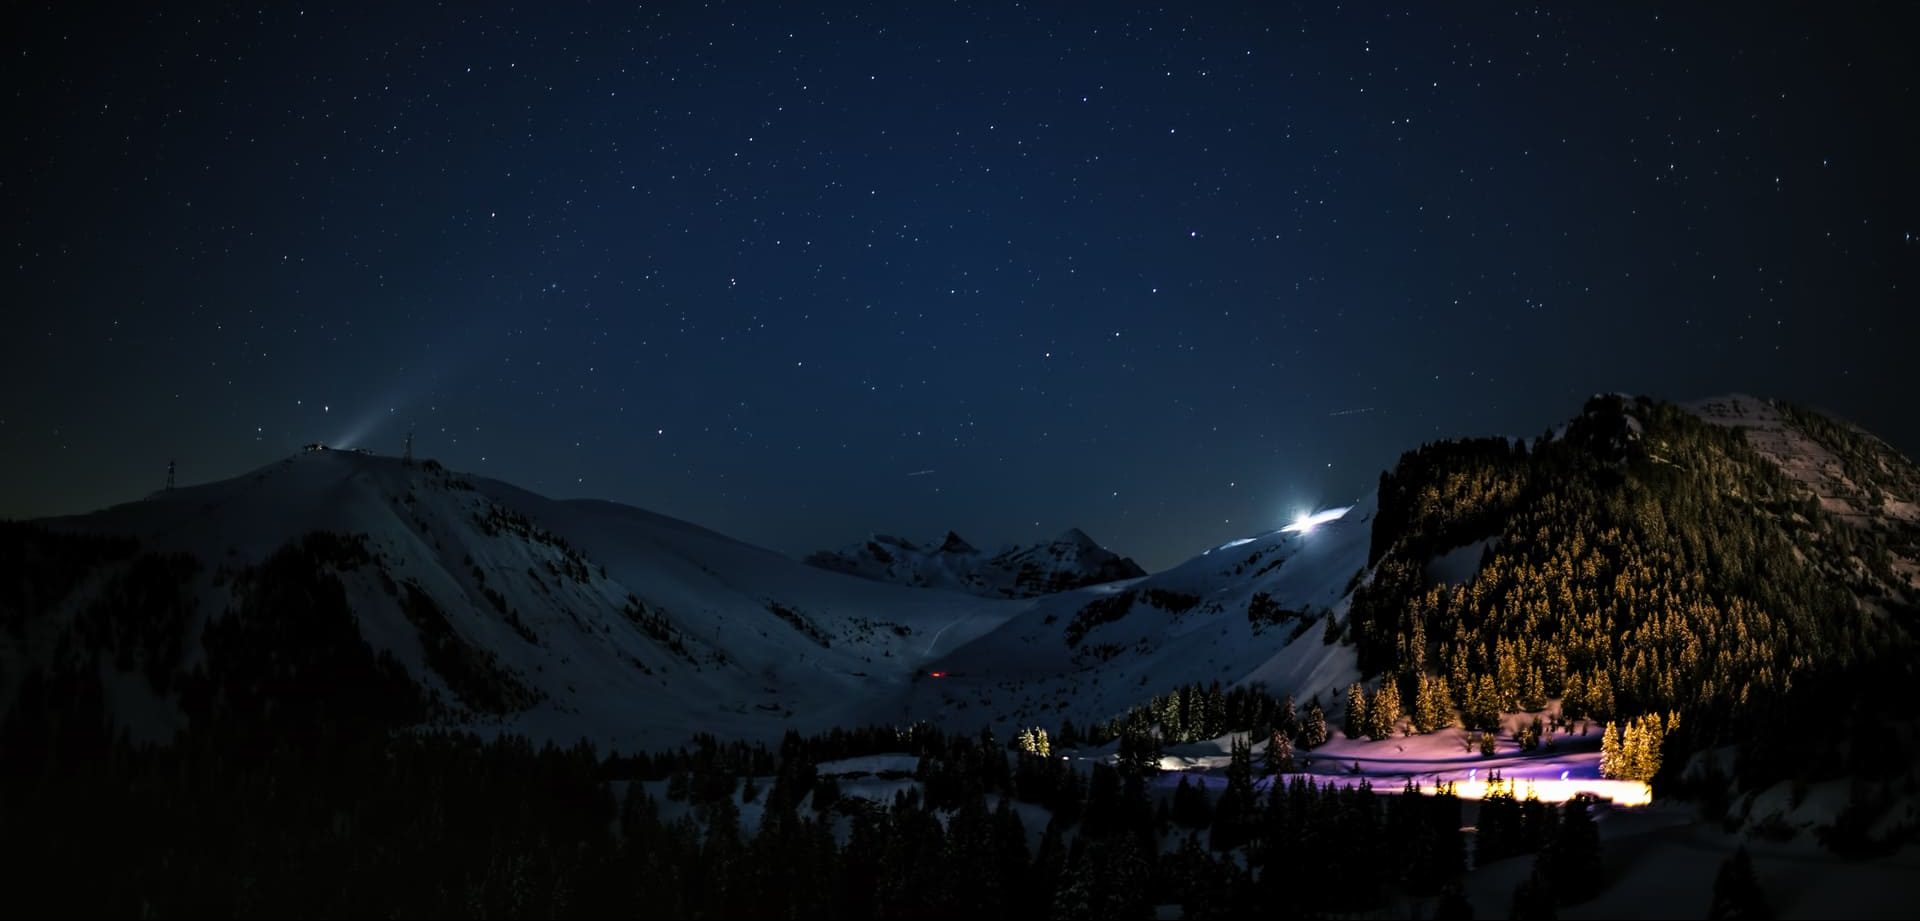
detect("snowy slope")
(1689, 393), (1920, 603)
(885, 498), (1376, 734)
(36, 449), (1024, 752)
(803, 527), (1147, 598)
(1689, 393), (1920, 528)
(21, 450), (1374, 755)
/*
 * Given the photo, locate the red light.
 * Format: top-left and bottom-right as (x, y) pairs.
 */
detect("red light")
(929, 671), (946, 678)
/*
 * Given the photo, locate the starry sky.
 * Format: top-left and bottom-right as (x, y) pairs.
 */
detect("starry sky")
(5, 3), (1916, 570)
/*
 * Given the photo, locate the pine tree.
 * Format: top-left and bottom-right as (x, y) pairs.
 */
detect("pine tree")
(1116, 725), (1161, 778)
(1543, 794), (1602, 904)
(1016, 726), (1051, 758)
(1414, 672), (1452, 733)
(1587, 670), (1616, 722)
(1212, 735), (1257, 852)
(1599, 722), (1622, 779)
(1264, 731), (1295, 775)
(1172, 776), (1213, 830)
(1707, 846), (1770, 921)
(1345, 682), (1369, 740)
(1204, 683), (1228, 740)
(1520, 666), (1547, 712)
(1278, 694), (1300, 741)
(1561, 672), (1587, 720)
(1463, 673), (1502, 730)
(1030, 817), (1069, 911)
(945, 794), (1003, 917)
(1367, 681), (1402, 741)
(1057, 718), (1081, 749)
(991, 797), (1031, 911)
(1627, 713), (1666, 782)
(1302, 697), (1330, 749)
(1517, 715), (1543, 752)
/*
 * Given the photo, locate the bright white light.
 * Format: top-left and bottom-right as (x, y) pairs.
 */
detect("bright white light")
(1281, 505), (1352, 535)
(1411, 777), (1651, 807)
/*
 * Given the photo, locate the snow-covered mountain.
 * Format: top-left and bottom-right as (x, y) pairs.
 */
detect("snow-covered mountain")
(803, 527), (1148, 598)
(889, 500), (1374, 735)
(4, 449), (1023, 752)
(3, 448), (1362, 753)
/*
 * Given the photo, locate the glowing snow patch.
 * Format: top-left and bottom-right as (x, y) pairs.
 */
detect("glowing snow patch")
(1281, 506), (1352, 535)
(1410, 777), (1652, 807)
(1258, 775), (1650, 807)
(1214, 537), (1257, 552)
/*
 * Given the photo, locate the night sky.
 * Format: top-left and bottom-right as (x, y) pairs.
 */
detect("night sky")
(6, 4), (1915, 570)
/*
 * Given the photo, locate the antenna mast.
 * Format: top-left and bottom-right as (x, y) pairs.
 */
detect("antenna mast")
(403, 428), (414, 466)
(166, 459), (176, 491)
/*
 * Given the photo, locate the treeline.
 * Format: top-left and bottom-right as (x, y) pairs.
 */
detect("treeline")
(0, 524), (1646, 918)
(6, 667), (1617, 920)
(1081, 680), (1326, 749)
(1346, 395), (1917, 790)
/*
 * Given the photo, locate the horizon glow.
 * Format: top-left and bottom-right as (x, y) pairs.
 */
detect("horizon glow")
(1281, 506), (1352, 535)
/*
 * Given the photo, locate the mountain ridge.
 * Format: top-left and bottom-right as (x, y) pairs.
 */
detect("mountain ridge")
(803, 525), (1148, 599)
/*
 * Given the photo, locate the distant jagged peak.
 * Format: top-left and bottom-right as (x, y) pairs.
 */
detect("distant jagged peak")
(805, 525), (1145, 598)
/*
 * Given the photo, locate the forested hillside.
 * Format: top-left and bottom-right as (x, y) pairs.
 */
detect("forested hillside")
(1348, 395), (1918, 793)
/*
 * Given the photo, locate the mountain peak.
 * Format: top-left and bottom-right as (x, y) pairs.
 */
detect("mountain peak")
(806, 527), (1144, 598)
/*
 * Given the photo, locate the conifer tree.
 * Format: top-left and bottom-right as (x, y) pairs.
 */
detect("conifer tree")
(1599, 722), (1623, 779)
(1172, 776), (1213, 829)
(1264, 731), (1294, 775)
(1345, 682), (1369, 740)
(945, 794), (1003, 918)
(1561, 672), (1587, 720)
(1303, 697), (1330, 749)
(1203, 683), (1228, 739)
(1543, 794), (1602, 904)
(1414, 672), (1453, 733)
(1629, 714), (1665, 782)
(1057, 718), (1081, 749)
(991, 797), (1031, 910)
(1278, 694), (1300, 741)
(1463, 673), (1502, 730)
(1031, 817), (1069, 911)
(1520, 666), (1548, 712)
(1016, 726), (1052, 758)
(1212, 735), (1257, 852)
(1587, 670), (1616, 722)
(1116, 725), (1161, 778)
(1367, 681), (1402, 740)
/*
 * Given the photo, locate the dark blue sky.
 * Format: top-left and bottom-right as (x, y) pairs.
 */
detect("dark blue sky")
(6, 3), (1915, 569)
